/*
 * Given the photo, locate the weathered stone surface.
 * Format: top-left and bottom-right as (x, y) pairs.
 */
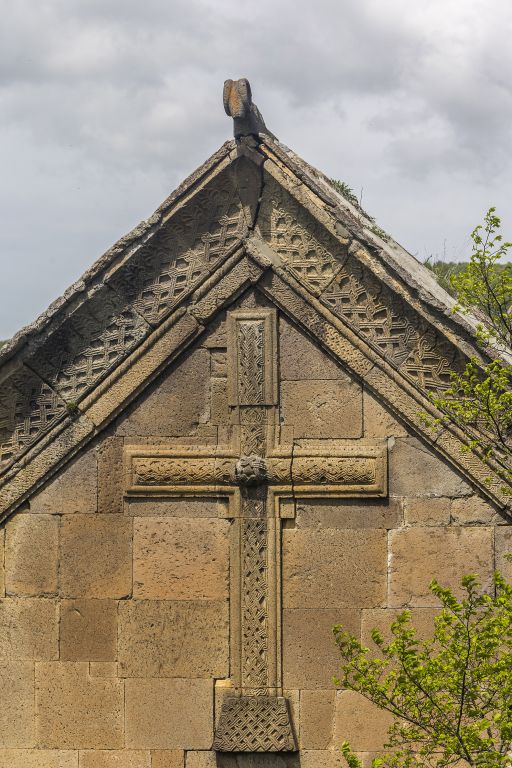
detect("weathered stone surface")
(30, 450), (97, 514)
(36, 662), (123, 749)
(60, 515), (132, 598)
(363, 390), (408, 438)
(151, 751), (184, 768)
(361, 608), (439, 647)
(97, 437), (124, 514)
(297, 751), (342, 768)
(389, 438), (471, 498)
(217, 753), (300, 768)
(127, 498), (222, 517)
(0, 598), (58, 660)
(296, 498), (401, 530)
(0, 660), (35, 747)
(133, 518), (229, 600)
(279, 317), (346, 381)
(0, 751), (77, 768)
(495, 527), (512, 580)
(333, 690), (393, 752)
(404, 497), (451, 526)
(89, 662), (117, 678)
(5, 514), (58, 596)
(283, 529), (387, 609)
(60, 600), (117, 661)
(280, 380), (362, 439)
(125, 678), (213, 749)
(80, 751), (150, 767)
(211, 377), (229, 425)
(117, 348), (210, 436)
(451, 495), (498, 525)
(186, 752), (218, 768)
(283, 609), (359, 688)
(389, 527), (494, 607)
(0, 529), (4, 597)
(118, 600), (228, 677)
(300, 690), (335, 749)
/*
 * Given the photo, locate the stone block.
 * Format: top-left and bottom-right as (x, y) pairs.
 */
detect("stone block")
(80, 751), (150, 767)
(60, 600), (117, 661)
(0, 660), (35, 747)
(495, 527), (512, 579)
(0, 598), (58, 660)
(0, 751), (77, 767)
(151, 751), (184, 768)
(389, 438), (471, 498)
(296, 498), (402, 530)
(280, 380), (362, 439)
(279, 317), (347, 381)
(298, 752), (343, 768)
(389, 527), (494, 607)
(283, 609), (359, 689)
(0, 529), (4, 597)
(361, 608), (439, 647)
(36, 662), (124, 749)
(30, 450), (97, 514)
(282, 529), (387, 609)
(125, 678), (213, 749)
(97, 437), (124, 514)
(117, 348), (210, 436)
(363, 390), (408, 438)
(211, 377), (229, 425)
(404, 498), (451, 526)
(118, 599), (228, 677)
(333, 690), (393, 751)
(127, 498), (223, 517)
(451, 496), (498, 525)
(186, 753), (217, 768)
(133, 518), (229, 600)
(211, 349), (227, 377)
(60, 515), (132, 598)
(89, 662), (117, 678)
(5, 514), (58, 596)
(300, 690), (335, 749)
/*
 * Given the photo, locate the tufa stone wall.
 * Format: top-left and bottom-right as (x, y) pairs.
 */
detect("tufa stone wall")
(0, 297), (507, 767)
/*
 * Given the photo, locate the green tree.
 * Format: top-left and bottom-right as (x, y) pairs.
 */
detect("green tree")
(334, 571), (512, 768)
(429, 209), (512, 488)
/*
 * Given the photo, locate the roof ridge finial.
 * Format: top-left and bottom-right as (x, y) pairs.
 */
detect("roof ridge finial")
(223, 78), (275, 140)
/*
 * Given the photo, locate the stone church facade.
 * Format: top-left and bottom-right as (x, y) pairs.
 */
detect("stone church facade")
(0, 87), (510, 767)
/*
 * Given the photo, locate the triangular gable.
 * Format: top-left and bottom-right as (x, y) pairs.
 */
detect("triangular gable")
(0, 135), (509, 522)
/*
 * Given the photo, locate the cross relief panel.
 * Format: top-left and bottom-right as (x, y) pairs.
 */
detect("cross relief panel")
(123, 307), (388, 752)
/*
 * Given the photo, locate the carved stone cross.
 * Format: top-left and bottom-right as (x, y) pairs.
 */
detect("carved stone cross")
(123, 308), (388, 752)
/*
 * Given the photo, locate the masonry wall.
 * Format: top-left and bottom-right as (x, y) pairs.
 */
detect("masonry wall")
(0, 300), (509, 768)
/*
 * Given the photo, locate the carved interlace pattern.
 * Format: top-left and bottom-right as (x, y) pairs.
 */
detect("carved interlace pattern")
(240, 407), (266, 456)
(267, 456), (376, 485)
(213, 696), (296, 752)
(235, 455), (267, 486)
(0, 369), (66, 468)
(321, 261), (466, 391)
(259, 176), (345, 290)
(241, 518), (268, 692)
(110, 173), (247, 325)
(132, 457), (234, 486)
(237, 320), (265, 405)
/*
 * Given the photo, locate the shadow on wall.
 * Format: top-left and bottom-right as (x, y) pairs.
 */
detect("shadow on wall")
(213, 756), (301, 768)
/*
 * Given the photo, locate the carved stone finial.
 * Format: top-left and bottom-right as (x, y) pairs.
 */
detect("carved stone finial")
(223, 78), (274, 139)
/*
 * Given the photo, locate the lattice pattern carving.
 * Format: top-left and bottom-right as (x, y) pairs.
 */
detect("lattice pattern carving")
(213, 696), (296, 752)
(110, 171), (247, 325)
(0, 368), (66, 469)
(322, 261), (466, 391)
(241, 517), (268, 691)
(259, 175), (345, 290)
(29, 287), (148, 402)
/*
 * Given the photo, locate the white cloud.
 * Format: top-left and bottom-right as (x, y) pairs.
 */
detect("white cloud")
(1, 0), (511, 337)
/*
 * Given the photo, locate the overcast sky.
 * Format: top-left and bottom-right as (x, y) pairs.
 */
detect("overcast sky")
(1, 0), (511, 339)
